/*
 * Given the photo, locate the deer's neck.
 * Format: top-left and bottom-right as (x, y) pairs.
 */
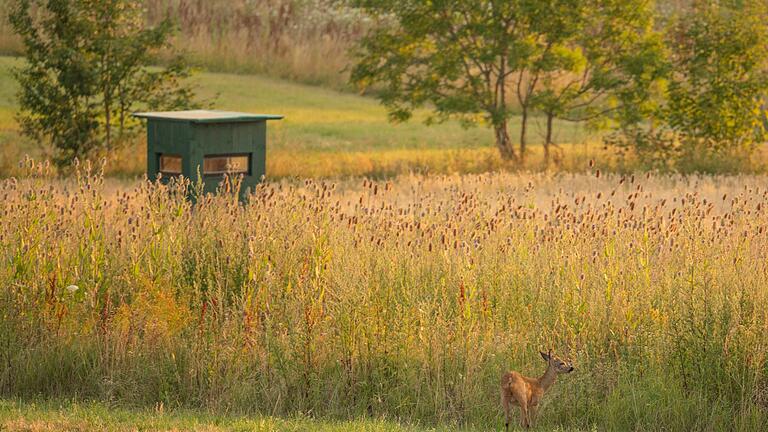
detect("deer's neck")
(538, 365), (558, 392)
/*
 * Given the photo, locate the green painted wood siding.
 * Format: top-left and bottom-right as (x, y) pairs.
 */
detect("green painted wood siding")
(190, 122), (267, 194)
(147, 120), (193, 180)
(145, 118), (268, 197)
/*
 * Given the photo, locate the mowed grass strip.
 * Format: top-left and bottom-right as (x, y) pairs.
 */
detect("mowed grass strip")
(0, 400), (492, 432)
(0, 400), (590, 432)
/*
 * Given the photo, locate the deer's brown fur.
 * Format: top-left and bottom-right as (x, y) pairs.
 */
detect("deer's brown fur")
(500, 350), (574, 430)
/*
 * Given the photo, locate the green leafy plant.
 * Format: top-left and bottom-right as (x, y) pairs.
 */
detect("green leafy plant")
(350, 0), (663, 165)
(610, 1), (768, 173)
(528, 0), (666, 165)
(8, 0), (204, 167)
(350, 0), (532, 162)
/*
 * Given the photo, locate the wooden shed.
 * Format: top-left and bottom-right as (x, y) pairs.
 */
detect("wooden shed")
(133, 110), (283, 196)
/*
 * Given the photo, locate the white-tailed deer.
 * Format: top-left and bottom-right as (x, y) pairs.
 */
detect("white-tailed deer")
(500, 349), (574, 430)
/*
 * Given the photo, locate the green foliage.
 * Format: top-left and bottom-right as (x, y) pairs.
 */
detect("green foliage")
(350, 0), (529, 161)
(522, 0), (666, 163)
(8, 0), (203, 167)
(611, 1), (768, 172)
(667, 2), (768, 150)
(350, 0), (665, 165)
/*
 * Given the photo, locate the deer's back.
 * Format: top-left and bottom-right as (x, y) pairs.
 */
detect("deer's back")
(501, 370), (536, 402)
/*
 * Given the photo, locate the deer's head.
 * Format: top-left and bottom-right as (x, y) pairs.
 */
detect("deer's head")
(540, 349), (574, 374)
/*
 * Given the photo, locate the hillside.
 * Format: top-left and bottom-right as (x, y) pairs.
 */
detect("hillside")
(0, 56), (595, 178)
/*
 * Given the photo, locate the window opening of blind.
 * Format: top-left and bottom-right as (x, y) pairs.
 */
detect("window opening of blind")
(158, 154), (182, 175)
(203, 154), (251, 176)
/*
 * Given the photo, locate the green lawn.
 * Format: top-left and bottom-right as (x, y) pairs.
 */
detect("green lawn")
(0, 55), (594, 176)
(0, 400), (588, 432)
(187, 67), (591, 153)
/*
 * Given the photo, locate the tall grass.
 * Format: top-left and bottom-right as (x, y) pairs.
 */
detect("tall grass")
(146, 0), (364, 88)
(96, 141), (621, 180)
(2, 161), (768, 430)
(0, 1), (21, 55)
(17, 140), (767, 180)
(0, 0), (363, 88)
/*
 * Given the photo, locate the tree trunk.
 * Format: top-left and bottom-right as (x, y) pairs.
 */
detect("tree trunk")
(494, 121), (517, 162)
(119, 95), (126, 136)
(544, 112), (554, 166)
(519, 105), (529, 163)
(102, 50), (112, 150)
(104, 94), (111, 149)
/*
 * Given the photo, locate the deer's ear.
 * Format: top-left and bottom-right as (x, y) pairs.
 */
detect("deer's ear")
(540, 351), (550, 361)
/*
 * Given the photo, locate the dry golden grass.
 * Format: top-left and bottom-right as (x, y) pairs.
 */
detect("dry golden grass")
(38, 141), (623, 180)
(142, 0), (362, 88)
(0, 0), (361, 88)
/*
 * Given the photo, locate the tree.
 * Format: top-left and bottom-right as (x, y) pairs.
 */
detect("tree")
(611, 1), (768, 171)
(508, 0), (586, 163)
(9, 0), (203, 167)
(666, 1), (768, 153)
(528, 0), (666, 165)
(350, 0), (533, 162)
(350, 0), (665, 164)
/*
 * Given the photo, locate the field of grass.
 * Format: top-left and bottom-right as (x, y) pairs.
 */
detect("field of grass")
(2, 162), (768, 431)
(3, 3), (768, 431)
(0, 56), (601, 178)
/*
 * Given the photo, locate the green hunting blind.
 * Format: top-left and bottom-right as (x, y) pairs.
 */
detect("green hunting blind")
(133, 110), (283, 197)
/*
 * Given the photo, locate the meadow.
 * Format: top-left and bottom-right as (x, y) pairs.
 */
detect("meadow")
(2, 53), (765, 179)
(2, 159), (768, 431)
(1, 1), (768, 430)
(0, 55), (603, 179)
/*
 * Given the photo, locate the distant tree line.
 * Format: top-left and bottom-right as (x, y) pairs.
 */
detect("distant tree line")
(351, 0), (768, 171)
